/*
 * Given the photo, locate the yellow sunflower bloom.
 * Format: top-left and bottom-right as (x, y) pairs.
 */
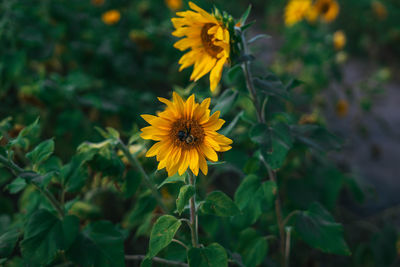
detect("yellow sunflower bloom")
(140, 92), (232, 176)
(165, 0), (183, 11)
(284, 0), (312, 27)
(333, 30), (346, 50)
(102, 10), (121, 25)
(171, 2), (230, 92)
(314, 0), (339, 22)
(372, 1), (387, 20)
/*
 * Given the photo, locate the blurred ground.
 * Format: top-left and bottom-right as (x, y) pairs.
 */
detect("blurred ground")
(252, 27), (400, 216)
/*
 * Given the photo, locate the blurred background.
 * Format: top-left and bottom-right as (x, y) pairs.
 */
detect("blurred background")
(0, 0), (399, 266)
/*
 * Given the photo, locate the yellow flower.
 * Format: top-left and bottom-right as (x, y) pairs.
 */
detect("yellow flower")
(372, 1), (387, 20)
(140, 92), (232, 176)
(102, 10), (121, 25)
(333, 30), (346, 50)
(165, 0), (183, 11)
(171, 2), (230, 92)
(336, 99), (349, 117)
(314, 0), (339, 22)
(305, 5), (319, 23)
(284, 0), (312, 27)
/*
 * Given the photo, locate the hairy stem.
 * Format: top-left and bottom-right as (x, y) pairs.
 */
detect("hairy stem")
(284, 227), (292, 267)
(240, 30), (263, 123)
(172, 238), (189, 250)
(0, 154), (64, 218)
(188, 171), (198, 247)
(239, 29), (287, 266)
(125, 255), (188, 267)
(117, 140), (168, 213)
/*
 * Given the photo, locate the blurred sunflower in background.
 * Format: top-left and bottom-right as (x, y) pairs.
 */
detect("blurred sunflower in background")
(140, 92), (232, 176)
(314, 0), (339, 22)
(284, 0), (312, 26)
(372, 1), (388, 20)
(165, 0), (183, 11)
(333, 30), (346, 50)
(102, 10), (121, 25)
(171, 2), (231, 92)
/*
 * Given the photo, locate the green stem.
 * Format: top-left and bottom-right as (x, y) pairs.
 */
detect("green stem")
(240, 30), (263, 123)
(188, 171), (198, 247)
(117, 140), (168, 213)
(284, 227), (292, 267)
(0, 154), (64, 218)
(239, 29), (287, 266)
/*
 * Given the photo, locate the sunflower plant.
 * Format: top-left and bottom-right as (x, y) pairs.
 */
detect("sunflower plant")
(2, 0), (392, 267)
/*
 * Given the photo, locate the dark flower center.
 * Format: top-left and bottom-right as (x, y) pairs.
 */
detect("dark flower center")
(320, 2), (331, 14)
(201, 23), (223, 58)
(171, 119), (205, 149)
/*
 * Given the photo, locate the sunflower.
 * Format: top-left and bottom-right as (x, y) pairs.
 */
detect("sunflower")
(165, 0), (182, 11)
(314, 0), (339, 22)
(284, 0), (312, 27)
(140, 92), (232, 176)
(171, 2), (230, 92)
(333, 30), (346, 50)
(102, 10), (121, 25)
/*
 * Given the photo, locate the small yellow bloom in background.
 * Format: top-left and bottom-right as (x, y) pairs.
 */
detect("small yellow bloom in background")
(372, 1), (387, 20)
(314, 0), (339, 22)
(333, 30), (346, 50)
(102, 10), (121, 25)
(140, 92), (233, 176)
(171, 2), (230, 92)
(165, 0), (182, 11)
(284, 0), (312, 27)
(336, 99), (349, 117)
(91, 0), (105, 6)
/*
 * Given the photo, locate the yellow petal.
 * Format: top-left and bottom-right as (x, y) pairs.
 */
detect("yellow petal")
(200, 143), (218, 162)
(209, 57), (226, 92)
(189, 149), (199, 176)
(198, 153), (208, 175)
(146, 142), (162, 157)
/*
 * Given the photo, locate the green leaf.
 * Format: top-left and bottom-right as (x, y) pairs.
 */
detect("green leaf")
(237, 228), (268, 267)
(6, 177), (27, 194)
(21, 210), (80, 265)
(294, 202), (351, 255)
(211, 89), (238, 116)
(158, 173), (187, 188)
(61, 154), (91, 192)
(233, 176), (276, 226)
(0, 228), (20, 258)
(254, 75), (289, 100)
(234, 175), (261, 210)
(201, 191), (240, 217)
(220, 111), (243, 136)
(26, 139), (54, 166)
(265, 123), (293, 170)
(188, 243), (228, 267)
(247, 34), (270, 44)
(8, 118), (40, 150)
(124, 193), (157, 229)
(249, 123), (271, 148)
(67, 220), (125, 267)
(261, 181), (277, 209)
(148, 215), (181, 258)
(238, 5), (252, 26)
(176, 185), (195, 215)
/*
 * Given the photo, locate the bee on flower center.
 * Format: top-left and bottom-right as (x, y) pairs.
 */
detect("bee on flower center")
(177, 125), (197, 144)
